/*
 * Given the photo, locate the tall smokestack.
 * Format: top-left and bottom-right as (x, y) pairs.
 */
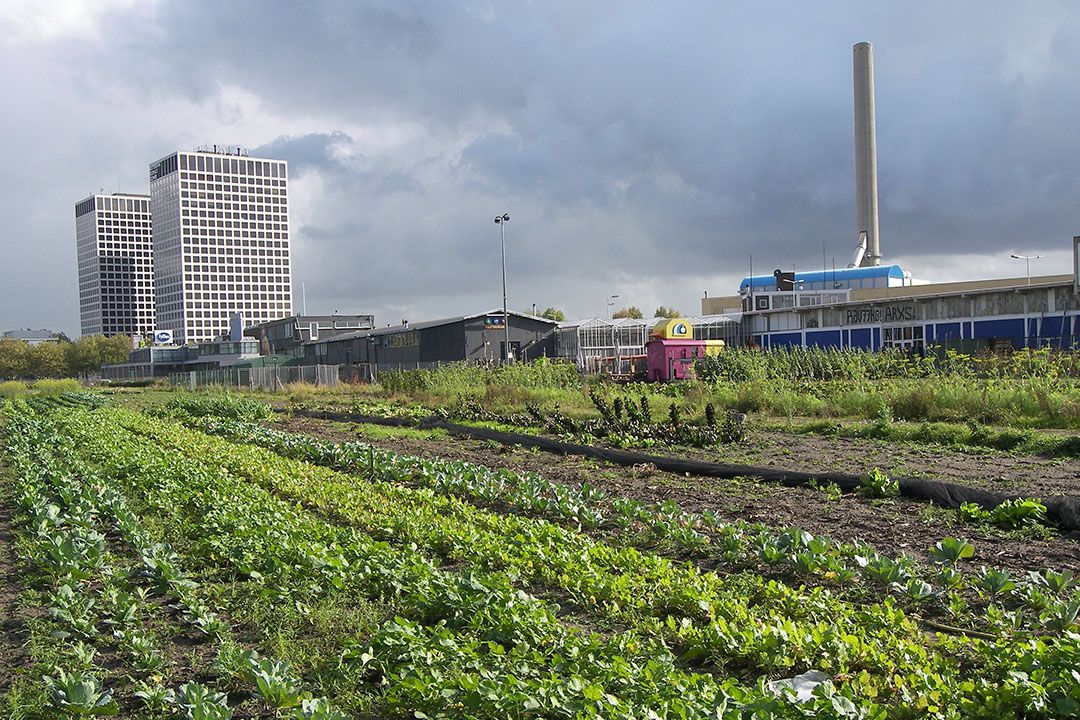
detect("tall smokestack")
(853, 41), (881, 266)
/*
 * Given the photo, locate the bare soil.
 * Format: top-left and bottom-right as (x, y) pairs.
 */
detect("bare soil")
(681, 427), (1080, 499)
(273, 417), (1080, 575)
(0, 462), (37, 696)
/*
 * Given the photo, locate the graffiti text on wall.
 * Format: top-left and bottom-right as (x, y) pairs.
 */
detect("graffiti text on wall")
(844, 304), (917, 325)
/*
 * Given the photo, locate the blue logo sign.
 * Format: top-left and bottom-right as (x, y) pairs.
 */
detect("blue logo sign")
(673, 323), (687, 335)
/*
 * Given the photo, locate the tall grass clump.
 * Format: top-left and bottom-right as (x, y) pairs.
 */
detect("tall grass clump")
(696, 346), (935, 384)
(697, 346), (1080, 384)
(0, 380), (26, 398)
(380, 359), (581, 396)
(31, 378), (82, 396)
(696, 346), (1080, 428)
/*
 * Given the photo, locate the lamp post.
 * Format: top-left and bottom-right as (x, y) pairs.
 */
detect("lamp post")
(494, 213), (511, 364)
(367, 336), (378, 382)
(607, 294), (619, 319)
(1010, 253), (1043, 286)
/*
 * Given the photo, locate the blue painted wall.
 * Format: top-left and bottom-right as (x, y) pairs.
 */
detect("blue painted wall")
(754, 314), (1078, 351)
(770, 332), (803, 348)
(935, 322), (961, 340)
(973, 318), (1024, 342)
(849, 328), (871, 349)
(805, 330), (842, 348)
(1041, 316), (1064, 337)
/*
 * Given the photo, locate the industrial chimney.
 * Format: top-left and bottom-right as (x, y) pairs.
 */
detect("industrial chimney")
(853, 41), (881, 266)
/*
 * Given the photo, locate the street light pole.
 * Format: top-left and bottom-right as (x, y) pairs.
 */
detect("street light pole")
(1010, 253), (1043, 286)
(495, 214), (511, 364)
(607, 294), (619, 319)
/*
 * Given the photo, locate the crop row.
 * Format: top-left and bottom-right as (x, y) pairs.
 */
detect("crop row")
(87, 406), (1080, 717)
(189, 415), (1078, 635)
(1, 403), (348, 719)
(40, 405), (855, 718)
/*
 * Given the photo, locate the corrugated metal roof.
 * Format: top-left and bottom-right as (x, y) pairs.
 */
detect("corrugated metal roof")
(305, 309), (557, 345)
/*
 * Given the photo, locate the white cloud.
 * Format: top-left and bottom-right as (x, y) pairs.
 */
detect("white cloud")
(0, 0), (151, 44)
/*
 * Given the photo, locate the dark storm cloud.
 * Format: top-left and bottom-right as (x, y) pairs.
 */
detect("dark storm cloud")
(2, 2), (1080, 332)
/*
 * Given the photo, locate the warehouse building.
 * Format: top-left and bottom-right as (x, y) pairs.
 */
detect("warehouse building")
(297, 310), (557, 374)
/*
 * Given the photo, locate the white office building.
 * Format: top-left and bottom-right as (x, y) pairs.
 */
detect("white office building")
(74, 193), (155, 337)
(149, 148), (293, 344)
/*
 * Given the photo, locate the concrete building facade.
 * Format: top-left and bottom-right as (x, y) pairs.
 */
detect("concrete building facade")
(74, 193), (155, 337)
(149, 148), (292, 344)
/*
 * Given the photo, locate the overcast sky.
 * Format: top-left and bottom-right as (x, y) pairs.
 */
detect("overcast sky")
(2, 1), (1079, 334)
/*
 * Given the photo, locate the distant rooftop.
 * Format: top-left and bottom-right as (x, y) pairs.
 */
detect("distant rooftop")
(323, 309), (557, 343)
(3, 329), (61, 342)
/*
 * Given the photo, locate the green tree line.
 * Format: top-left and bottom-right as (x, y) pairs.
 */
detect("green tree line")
(0, 335), (132, 379)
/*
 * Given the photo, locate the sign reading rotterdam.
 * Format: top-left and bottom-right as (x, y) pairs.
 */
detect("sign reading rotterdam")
(844, 304), (918, 325)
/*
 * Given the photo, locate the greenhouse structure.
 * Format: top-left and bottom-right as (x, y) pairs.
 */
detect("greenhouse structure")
(554, 315), (743, 374)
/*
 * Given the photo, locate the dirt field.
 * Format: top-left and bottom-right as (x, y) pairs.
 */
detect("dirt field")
(273, 417), (1080, 575)
(673, 428), (1080, 498)
(0, 467), (35, 699)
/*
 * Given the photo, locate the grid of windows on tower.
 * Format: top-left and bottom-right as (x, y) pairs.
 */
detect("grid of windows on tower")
(75, 195), (154, 337)
(151, 152), (293, 344)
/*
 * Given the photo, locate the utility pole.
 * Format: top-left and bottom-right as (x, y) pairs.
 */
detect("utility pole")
(494, 214), (511, 363)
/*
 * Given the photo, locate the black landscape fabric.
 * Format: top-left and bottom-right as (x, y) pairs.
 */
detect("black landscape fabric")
(292, 408), (1080, 532)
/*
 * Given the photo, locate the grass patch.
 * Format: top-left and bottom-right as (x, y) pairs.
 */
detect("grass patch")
(30, 379), (82, 396)
(0, 381), (26, 399)
(780, 418), (1080, 458)
(351, 423), (450, 442)
(450, 418), (543, 436)
(203, 582), (387, 716)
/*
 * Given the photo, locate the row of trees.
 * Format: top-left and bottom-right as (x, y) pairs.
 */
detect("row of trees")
(528, 307), (684, 322)
(0, 335), (132, 380)
(612, 305), (683, 320)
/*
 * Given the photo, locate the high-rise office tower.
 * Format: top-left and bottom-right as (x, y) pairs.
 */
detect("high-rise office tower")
(149, 148), (293, 344)
(74, 193), (155, 337)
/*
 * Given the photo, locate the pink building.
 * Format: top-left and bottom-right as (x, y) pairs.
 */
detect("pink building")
(644, 319), (724, 381)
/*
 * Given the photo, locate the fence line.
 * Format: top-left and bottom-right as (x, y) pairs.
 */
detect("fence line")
(170, 362), (461, 389)
(169, 364), (341, 390)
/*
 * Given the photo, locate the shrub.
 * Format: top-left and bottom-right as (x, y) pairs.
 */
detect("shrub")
(912, 422), (970, 447)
